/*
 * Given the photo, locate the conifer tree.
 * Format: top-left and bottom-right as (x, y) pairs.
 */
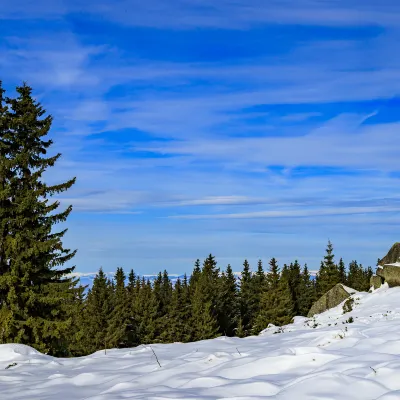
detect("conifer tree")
(250, 259), (266, 326)
(287, 261), (302, 316)
(238, 259), (252, 335)
(165, 278), (190, 342)
(128, 269), (136, 291)
(82, 268), (113, 354)
(317, 241), (340, 296)
(338, 258), (346, 284)
(254, 258), (293, 333)
(0, 83), (80, 355)
(191, 285), (219, 341)
(218, 264), (238, 336)
(195, 254), (219, 326)
(180, 274), (193, 341)
(136, 278), (158, 344)
(106, 267), (137, 348)
(297, 264), (316, 316)
(189, 259), (201, 294)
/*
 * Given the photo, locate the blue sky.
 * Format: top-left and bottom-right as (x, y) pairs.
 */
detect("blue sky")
(1, 0), (400, 275)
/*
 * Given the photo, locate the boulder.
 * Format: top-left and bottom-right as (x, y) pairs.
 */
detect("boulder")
(378, 264), (400, 287)
(307, 283), (357, 317)
(370, 275), (383, 289)
(379, 242), (400, 265)
(372, 243), (400, 288)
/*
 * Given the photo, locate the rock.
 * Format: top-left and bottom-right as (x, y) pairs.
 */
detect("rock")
(307, 283), (357, 317)
(379, 242), (400, 265)
(378, 264), (400, 287)
(370, 275), (383, 289)
(371, 243), (400, 288)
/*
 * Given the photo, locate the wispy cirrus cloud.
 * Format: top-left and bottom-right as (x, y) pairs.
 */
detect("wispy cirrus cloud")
(3, 0), (398, 29)
(1, 0), (400, 274)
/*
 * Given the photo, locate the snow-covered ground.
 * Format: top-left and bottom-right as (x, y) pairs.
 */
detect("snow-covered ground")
(2, 284), (400, 399)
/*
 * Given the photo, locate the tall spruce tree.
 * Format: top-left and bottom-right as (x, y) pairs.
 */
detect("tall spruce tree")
(239, 259), (252, 336)
(297, 264), (316, 316)
(250, 259), (266, 328)
(0, 83), (79, 355)
(254, 258), (293, 333)
(317, 241), (341, 296)
(218, 264), (238, 336)
(82, 268), (113, 354)
(106, 267), (137, 349)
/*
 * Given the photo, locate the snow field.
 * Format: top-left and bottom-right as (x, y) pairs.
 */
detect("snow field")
(2, 284), (400, 399)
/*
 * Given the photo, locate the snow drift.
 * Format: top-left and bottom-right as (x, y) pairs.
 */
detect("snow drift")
(1, 284), (400, 399)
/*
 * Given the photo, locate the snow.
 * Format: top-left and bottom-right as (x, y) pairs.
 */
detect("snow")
(382, 262), (400, 267)
(341, 284), (358, 294)
(3, 284), (400, 399)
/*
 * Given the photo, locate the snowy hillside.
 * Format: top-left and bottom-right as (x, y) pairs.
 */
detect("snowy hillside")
(2, 284), (400, 399)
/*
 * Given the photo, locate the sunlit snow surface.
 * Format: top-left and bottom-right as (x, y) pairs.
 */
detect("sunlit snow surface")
(2, 284), (400, 399)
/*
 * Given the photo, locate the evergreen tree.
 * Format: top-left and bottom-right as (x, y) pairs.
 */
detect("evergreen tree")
(82, 268), (113, 354)
(338, 258), (346, 284)
(189, 259), (201, 294)
(238, 259), (252, 336)
(218, 264), (238, 336)
(286, 261), (302, 316)
(254, 258), (293, 333)
(136, 278), (158, 344)
(0, 83), (79, 355)
(195, 254), (220, 327)
(250, 259), (266, 327)
(165, 278), (191, 342)
(180, 274), (193, 341)
(191, 285), (219, 341)
(106, 267), (136, 348)
(297, 264), (316, 316)
(128, 269), (136, 291)
(317, 241), (341, 296)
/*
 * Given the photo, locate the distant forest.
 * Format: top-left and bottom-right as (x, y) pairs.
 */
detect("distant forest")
(73, 244), (372, 356)
(0, 82), (372, 357)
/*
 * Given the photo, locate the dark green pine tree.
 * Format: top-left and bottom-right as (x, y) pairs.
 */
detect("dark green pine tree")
(347, 261), (371, 291)
(254, 258), (293, 333)
(297, 263), (316, 316)
(179, 274), (193, 342)
(82, 268), (113, 354)
(127, 269), (136, 292)
(287, 260), (302, 316)
(164, 278), (191, 342)
(65, 283), (87, 356)
(0, 82), (11, 300)
(139, 278), (159, 344)
(238, 259), (252, 336)
(338, 258), (346, 284)
(347, 260), (362, 290)
(0, 83), (80, 355)
(250, 259), (266, 331)
(189, 259), (201, 292)
(190, 254), (220, 340)
(217, 264), (238, 336)
(317, 241), (341, 296)
(191, 285), (219, 341)
(156, 270), (173, 342)
(106, 267), (137, 349)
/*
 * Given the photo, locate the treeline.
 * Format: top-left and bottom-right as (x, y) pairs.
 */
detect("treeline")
(70, 241), (373, 356)
(0, 82), (373, 358)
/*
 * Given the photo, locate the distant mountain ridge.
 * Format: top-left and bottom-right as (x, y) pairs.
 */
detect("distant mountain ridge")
(68, 270), (317, 289)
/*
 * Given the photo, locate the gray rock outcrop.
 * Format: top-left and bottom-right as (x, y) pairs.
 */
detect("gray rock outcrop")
(307, 283), (357, 317)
